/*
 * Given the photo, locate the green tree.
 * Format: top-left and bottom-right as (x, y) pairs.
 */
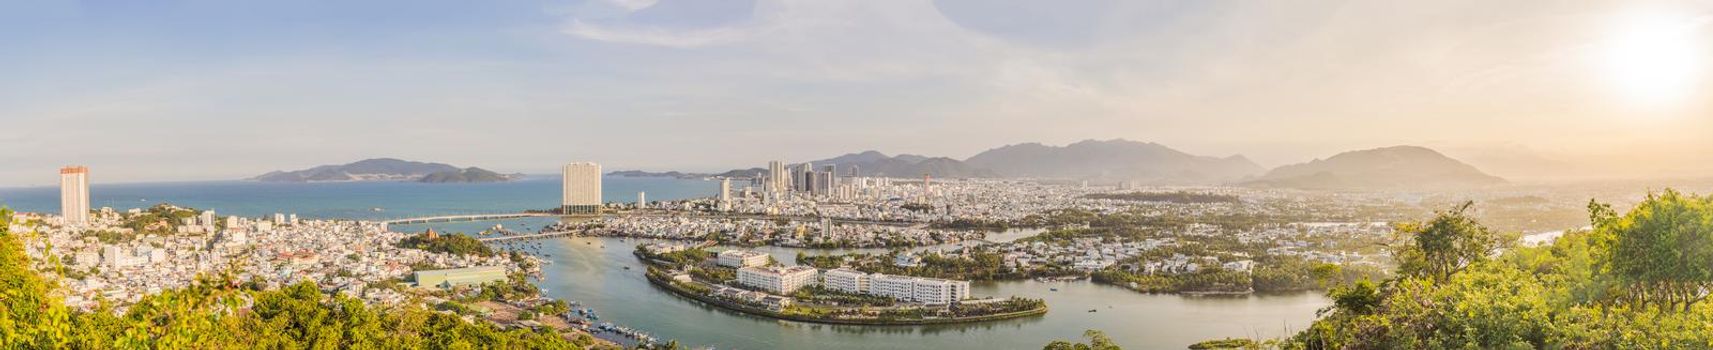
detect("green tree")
(1043, 330), (1122, 350)
(1597, 190), (1713, 310)
(1394, 202), (1503, 281)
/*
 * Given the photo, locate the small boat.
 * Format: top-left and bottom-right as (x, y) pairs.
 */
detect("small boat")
(623, 266), (632, 270)
(1050, 288), (1059, 292)
(1087, 309), (1097, 313)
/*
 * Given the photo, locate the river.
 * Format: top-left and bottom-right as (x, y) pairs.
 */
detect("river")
(416, 218), (1329, 350)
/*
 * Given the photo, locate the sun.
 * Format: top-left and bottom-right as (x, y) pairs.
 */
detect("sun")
(1601, 12), (1704, 105)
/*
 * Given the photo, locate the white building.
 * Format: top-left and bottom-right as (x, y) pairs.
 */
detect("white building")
(768, 161), (787, 194)
(821, 268), (871, 294)
(893, 253), (922, 267)
(60, 166), (89, 225)
(868, 274), (919, 301)
(717, 249), (770, 268)
(719, 178), (732, 211)
(866, 273), (970, 304)
(561, 162), (602, 214)
(910, 278), (970, 305)
(737, 265), (818, 294)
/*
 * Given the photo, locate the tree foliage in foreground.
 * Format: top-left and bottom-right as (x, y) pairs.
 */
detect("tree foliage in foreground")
(0, 208), (583, 349)
(1044, 330), (1123, 350)
(1284, 192), (1713, 349)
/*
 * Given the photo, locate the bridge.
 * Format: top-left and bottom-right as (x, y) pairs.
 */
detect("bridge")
(381, 213), (555, 226)
(478, 231), (578, 242)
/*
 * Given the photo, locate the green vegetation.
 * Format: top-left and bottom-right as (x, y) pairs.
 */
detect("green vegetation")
(901, 203), (935, 212)
(79, 229), (133, 244)
(398, 231), (495, 257)
(459, 273), (541, 303)
(1393, 202), (1505, 281)
(0, 208), (583, 349)
(1084, 191), (1240, 204)
(932, 218), (1013, 231)
(419, 167), (513, 183)
(1283, 191), (1713, 349)
(1043, 330), (1122, 350)
(791, 285), (895, 307)
(1188, 338), (1258, 349)
(119, 204), (203, 236)
(801, 250), (1045, 280)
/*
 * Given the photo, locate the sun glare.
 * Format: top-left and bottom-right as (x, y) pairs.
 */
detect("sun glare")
(1602, 12), (1704, 106)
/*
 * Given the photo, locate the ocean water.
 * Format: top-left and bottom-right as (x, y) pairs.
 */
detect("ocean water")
(0, 176), (714, 220)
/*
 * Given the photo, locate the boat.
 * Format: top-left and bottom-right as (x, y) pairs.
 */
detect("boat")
(1050, 288), (1058, 292)
(1087, 309), (1097, 313)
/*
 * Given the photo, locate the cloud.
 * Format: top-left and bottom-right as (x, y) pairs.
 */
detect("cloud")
(603, 0), (659, 12)
(563, 19), (755, 48)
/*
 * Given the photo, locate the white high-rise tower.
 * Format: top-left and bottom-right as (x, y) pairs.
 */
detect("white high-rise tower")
(767, 161), (786, 194)
(562, 162), (602, 214)
(60, 166), (90, 225)
(719, 178), (732, 211)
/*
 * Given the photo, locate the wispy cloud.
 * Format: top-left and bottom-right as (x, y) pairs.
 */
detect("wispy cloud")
(563, 19), (754, 48)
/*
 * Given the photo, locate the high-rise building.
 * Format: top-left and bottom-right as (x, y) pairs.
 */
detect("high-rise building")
(719, 178), (732, 211)
(59, 166), (89, 225)
(637, 192), (646, 209)
(562, 162), (602, 214)
(768, 161), (787, 194)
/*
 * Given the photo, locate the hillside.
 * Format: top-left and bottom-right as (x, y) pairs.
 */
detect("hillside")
(417, 167), (517, 183)
(252, 158), (513, 183)
(1248, 146), (1505, 190)
(963, 139), (1263, 183)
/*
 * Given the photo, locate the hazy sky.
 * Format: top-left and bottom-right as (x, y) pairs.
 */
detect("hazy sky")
(3, 0), (1711, 186)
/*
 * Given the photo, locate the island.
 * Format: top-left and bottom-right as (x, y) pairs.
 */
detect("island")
(419, 167), (520, 183)
(634, 245), (1047, 325)
(252, 158), (519, 183)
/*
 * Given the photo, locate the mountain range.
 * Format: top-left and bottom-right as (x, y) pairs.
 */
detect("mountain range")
(965, 140), (1263, 183)
(700, 140), (1501, 190)
(251, 158), (517, 183)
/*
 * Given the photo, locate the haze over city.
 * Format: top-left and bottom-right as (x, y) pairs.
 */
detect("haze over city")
(4, 0), (1711, 186)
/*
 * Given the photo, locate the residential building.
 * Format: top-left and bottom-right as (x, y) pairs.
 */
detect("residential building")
(719, 178), (732, 211)
(717, 249), (770, 268)
(866, 273), (970, 304)
(911, 278), (970, 304)
(736, 265), (818, 294)
(562, 162), (602, 214)
(60, 166), (89, 225)
(768, 161), (787, 194)
(821, 268), (870, 294)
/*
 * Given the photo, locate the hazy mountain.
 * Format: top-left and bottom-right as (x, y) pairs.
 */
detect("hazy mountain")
(607, 170), (712, 179)
(714, 151), (997, 178)
(1247, 146), (1506, 190)
(252, 158), (502, 183)
(801, 151), (998, 178)
(417, 167), (517, 183)
(963, 139), (1264, 183)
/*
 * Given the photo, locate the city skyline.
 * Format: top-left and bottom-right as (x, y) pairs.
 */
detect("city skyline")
(5, 0), (1712, 186)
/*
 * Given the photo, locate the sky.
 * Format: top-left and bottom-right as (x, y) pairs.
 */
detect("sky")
(2, 0), (1712, 186)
